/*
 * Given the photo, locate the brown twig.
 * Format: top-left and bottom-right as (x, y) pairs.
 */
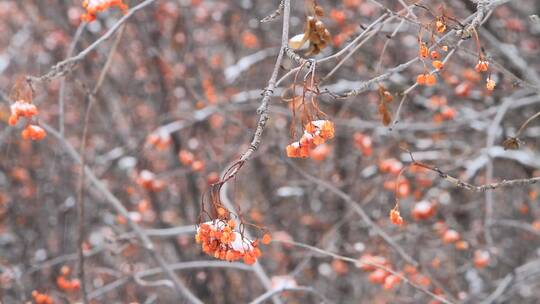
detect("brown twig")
(221, 0), (291, 181)
(76, 24), (125, 304)
(404, 149), (540, 192)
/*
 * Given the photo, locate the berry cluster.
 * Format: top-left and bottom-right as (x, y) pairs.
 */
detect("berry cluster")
(81, 0), (128, 22)
(286, 120), (335, 159)
(31, 291), (54, 304)
(195, 220), (264, 265)
(56, 266), (81, 292)
(8, 100), (46, 141)
(8, 101), (38, 126)
(21, 124), (46, 141)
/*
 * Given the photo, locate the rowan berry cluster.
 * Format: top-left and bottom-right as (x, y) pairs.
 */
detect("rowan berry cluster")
(475, 57), (496, 91)
(56, 266), (81, 292)
(31, 291), (54, 304)
(286, 120), (335, 158)
(81, 0), (128, 22)
(8, 101), (37, 126)
(195, 219), (270, 265)
(7, 81), (46, 141)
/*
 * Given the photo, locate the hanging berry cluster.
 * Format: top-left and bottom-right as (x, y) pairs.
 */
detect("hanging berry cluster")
(285, 34), (335, 159)
(7, 78), (46, 141)
(413, 4), (469, 88)
(56, 266), (81, 292)
(196, 219), (264, 265)
(196, 164), (271, 265)
(288, 1), (331, 55)
(416, 41), (448, 87)
(475, 56), (495, 91)
(286, 119), (334, 158)
(81, 0), (128, 22)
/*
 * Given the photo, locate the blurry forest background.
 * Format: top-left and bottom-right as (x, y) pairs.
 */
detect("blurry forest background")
(1, 0), (540, 303)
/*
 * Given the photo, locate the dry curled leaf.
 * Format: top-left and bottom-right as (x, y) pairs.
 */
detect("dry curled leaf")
(502, 137), (521, 150)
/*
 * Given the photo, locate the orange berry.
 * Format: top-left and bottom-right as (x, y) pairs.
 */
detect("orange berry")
(241, 31), (259, 49)
(475, 60), (489, 72)
(320, 120), (335, 140)
(368, 268), (389, 284)
(474, 250), (490, 268)
(383, 274), (401, 289)
(332, 259), (349, 275)
(286, 142), (302, 158)
(455, 82), (472, 97)
(191, 160), (205, 172)
(411, 201), (436, 220)
(425, 74), (437, 86)
(419, 43), (429, 58)
(430, 51), (440, 60)
(390, 207), (404, 226)
(206, 171), (220, 185)
(441, 107), (456, 120)
(217, 207), (227, 217)
(8, 115), (18, 126)
(179, 150), (194, 166)
(532, 220), (540, 231)
(330, 9), (346, 24)
(60, 265), (70, 276)
(486, 77), (496, 91)
(455, 240), (469, 250)
(442, 229), (460, 243)
(382, 91), (393, 102)
(353, 132), (373, 157)
(21, 127), (31, 140)
(243, 254), (256, 265)
(416, 74), (427, 85)
(309, 144), (330, 161)
(432, 60), (444, 70)
(262, 233), (272, 245)
(435, 20), (446, 33)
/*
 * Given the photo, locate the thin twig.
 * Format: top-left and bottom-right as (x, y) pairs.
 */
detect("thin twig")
(76, 24), (126, 303)
(223, 0), (291, 181)
(58, 23), (86, 137)
(405, 150), (540, 192)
